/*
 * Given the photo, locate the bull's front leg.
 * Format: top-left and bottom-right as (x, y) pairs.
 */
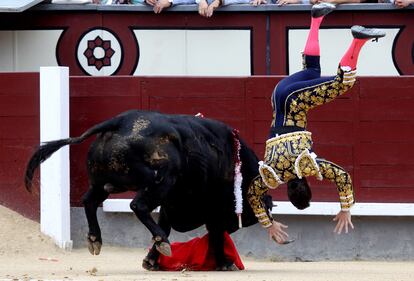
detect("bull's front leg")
(130, 190), (172, 257)
(82, 186), (109, 255)
(142, 207), (172, 271)
(207, 224), (237, 271)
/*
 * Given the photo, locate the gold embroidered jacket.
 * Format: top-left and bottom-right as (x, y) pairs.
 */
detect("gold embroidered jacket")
(248, 66), (356, 228)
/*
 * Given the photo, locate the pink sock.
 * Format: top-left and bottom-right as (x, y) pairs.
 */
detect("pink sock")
(303, 16), (324, 56)
(339, 38), (369, 70)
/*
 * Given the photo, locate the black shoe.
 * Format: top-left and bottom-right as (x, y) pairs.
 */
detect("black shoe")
(311, 3), (336, 18)
(351, 25), (386, 40)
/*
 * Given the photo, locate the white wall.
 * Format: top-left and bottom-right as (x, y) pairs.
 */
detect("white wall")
(133, 29), (252, 76)
(0, 30), (62, 72)
(288, 28), (400, 76)
(0, 28), (401, 76)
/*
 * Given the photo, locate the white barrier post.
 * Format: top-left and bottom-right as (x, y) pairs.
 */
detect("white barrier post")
(39, 66), (73, 250)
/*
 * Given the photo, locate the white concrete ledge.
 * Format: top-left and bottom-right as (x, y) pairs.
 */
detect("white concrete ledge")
(103, 199), (414, 216)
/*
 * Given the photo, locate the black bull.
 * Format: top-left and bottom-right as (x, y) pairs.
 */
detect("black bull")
(25, 110), (272, 270)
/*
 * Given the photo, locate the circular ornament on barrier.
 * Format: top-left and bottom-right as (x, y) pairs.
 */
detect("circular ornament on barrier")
(76, 28), (123, 76)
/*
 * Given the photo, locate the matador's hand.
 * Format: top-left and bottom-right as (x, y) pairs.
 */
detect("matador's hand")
(333, 210), (354, 234)
(267, 220), (289, 244)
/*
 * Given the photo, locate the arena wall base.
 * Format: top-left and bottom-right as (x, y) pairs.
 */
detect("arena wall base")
(70, 207), (414, 261)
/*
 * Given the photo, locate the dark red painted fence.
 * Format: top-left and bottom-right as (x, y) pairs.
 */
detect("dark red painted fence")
(1, 74), (414, 219)
(0, 73), (40, 220)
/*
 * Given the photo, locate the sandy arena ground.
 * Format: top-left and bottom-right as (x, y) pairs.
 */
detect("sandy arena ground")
(1, 205), (413, 281)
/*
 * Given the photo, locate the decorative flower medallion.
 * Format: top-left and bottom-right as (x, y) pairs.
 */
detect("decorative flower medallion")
(77, 28), (122, 76)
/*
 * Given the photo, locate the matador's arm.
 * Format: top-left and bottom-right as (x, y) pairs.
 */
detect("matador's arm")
(247, 175), (274, 228)
(317, 159), (355, 210)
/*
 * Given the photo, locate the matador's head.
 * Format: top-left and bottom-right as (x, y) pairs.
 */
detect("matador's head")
(287, 177), (312, 210)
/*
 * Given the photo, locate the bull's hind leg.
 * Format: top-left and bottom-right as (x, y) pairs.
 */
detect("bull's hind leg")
(82, 186), (109, 255)
(142, 207), (171, 271)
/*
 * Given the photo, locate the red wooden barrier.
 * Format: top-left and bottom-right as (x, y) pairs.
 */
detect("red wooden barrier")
(1, 74), (414, 219)
(0, 73), (40, 220)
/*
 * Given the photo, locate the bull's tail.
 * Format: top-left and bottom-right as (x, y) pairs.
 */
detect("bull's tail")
(24, 115), (122, 192)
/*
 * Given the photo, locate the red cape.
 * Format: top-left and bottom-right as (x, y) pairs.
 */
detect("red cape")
(157, 232), (244, 271)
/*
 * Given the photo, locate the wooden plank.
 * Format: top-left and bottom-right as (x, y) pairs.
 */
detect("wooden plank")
(70, 96), (142, 125)
(0, 184), (39, 220)
(0, 73), (40, 219)
(359, 99), (414, 121)
(0, 95), (39, 117)
(0, 138), (38, 156)
(253, 120), (270, 144)
(308, 121), (354, 145)
(253, 143), (264, 158)
(149, 97), (245, 117)
(357, 143), (414, 165)
(148, 97), (247, 133)
(70, 77), (141, 97)
(70, 144), (90, 206)
(312, 144), (353, 169)
(357, 188), (414, 203)
(0, 116), (39, 139)
(359, 77), (414, 99)
(359, 121), (414, 143)
(0, 73), (39, 96)
(308, 98), (355, 122)
(359, 165), (414, 189)
(250, 97), (273, 121)
(246, 77), (281, 99)
(143, 77), (246, 98)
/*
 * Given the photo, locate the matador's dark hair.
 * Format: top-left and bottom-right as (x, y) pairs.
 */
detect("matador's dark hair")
(287, 177), (312, 210)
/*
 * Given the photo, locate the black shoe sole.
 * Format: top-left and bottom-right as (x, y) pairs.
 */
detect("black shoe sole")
(351, 25), (386, 39)
(311, 3), (336, 18)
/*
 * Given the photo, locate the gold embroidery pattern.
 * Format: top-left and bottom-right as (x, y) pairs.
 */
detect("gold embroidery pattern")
(318, 160), (355, 210)
(248, 68), (357, 226)
(263, 131), (314, 184)
(284, 67), (355, 128)
(247, 176), (273, 228)
(295, 149), (322, 180)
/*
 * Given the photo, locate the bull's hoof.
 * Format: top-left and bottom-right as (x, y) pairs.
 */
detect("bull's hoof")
(87, 235), (102, 255)
(155, 241), (172, 257)
(142, 257), (160, 271)
(216, 263), (239, 271)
